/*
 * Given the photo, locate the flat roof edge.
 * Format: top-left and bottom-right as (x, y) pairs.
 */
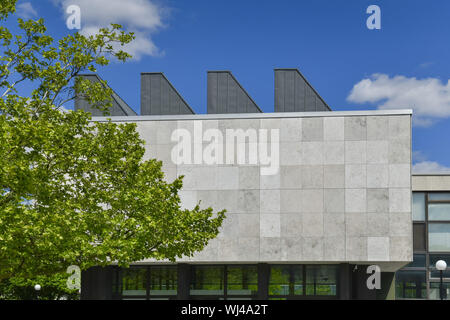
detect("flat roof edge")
(90, 109), (412, 122)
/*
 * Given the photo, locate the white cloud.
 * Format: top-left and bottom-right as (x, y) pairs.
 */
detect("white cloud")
(347, 74), (450, 127)
(17, 2), (38, 19)
(413, 161), (450, 174)
(52, 0), (168, 60)
(412, 150), (450, 174)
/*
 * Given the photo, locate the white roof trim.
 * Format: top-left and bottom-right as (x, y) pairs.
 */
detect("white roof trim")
(90, 109), (413, 122)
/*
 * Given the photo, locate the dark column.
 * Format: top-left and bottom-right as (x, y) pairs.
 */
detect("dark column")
(377, 272), (395, 300)
(177, 263), (190, 300)
(80, 266), (114, 300)
(257, 263), (269, 300)
(338, 263), (352, 300)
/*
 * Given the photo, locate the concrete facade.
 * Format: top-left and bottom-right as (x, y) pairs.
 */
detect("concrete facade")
(412, 174), (450, 191)
(95, 110), (413, 271)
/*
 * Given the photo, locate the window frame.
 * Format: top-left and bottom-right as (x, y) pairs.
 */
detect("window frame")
(116, 265), (178, 300)
(268, 264), (338, 300)
(189, 264), (259, 300)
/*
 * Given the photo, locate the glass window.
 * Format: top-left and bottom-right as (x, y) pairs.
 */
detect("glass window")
(227, 266), (258, 296)
(429, 254), (450, 268)
(268, 265), (303, 296)
(413, 224), (426, 251)
(405, 254), (426, 268)
(429, 223), (450, 252)
(149, 266), (177, 296)
(429, 282), (450, 300)
(190, 266), (224, 296)
(292, 266), (304, 295)
(430, 270), (450, 278)
(428, 193), (450, 201)
(428, 203), (450, 221)
(122, 268), (147, 296)
(112, 269), (120, 295)
(412, 192), (426, 221)
(395, 270), (427, 299)
(269, 266), (290, 296)
(305, 265), (337, 296)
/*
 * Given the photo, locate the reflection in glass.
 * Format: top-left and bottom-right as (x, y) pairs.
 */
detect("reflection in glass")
(430, 270), (450, 278)
(305, 265), (337, 296)
(122, 268), (147, 296)
(190, 266), (224, 295)
(227, 266), (258, 296)
(429, 254), (450, 268)
(429, 282), (450, 300)
(428, 204), (450, 221)
(395, 270), (427, 299)
(150, 266), (177, 295)
(268, 266), (290, 296)
(405, 254), (426, 268)
(412, 193), (426, 221)
(268, 265), (303, 296)
(429, 224), (450, 252)
(292, 267), (303, 295)
(428, 193), (450, 201)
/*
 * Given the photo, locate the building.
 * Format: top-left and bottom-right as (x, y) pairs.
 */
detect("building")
(79, 69), (419, 300)
(395, 174), (450, 300)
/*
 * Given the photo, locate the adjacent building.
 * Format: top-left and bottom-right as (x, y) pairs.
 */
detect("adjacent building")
(395, 174), (450, 299)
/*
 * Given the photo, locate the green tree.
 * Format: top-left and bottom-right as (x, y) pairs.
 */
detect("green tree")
(0, 1), (225, 288)
(0, 273), (79, 300)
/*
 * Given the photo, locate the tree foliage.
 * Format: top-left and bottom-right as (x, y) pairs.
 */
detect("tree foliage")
(0, 272), (79, 300)
(0, 3), (225, 284)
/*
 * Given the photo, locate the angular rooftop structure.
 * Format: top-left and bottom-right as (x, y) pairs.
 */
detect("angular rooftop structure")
(207, 70), (262, 114)
(140, 72), (195, 115)
(74, 74), (137, 116)
(274, 69), (331, 112)
(76, 68), (329, 115)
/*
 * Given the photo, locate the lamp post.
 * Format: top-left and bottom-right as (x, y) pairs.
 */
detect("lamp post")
(34, 284), (41, 300)
(436, 260), (447, 300)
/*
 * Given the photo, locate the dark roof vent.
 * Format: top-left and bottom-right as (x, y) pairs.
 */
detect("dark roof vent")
(274, 68), (331, 112)
(140, 72), (194, 115)
(207, 70), (262, 114)
(75, 74), (137, 116)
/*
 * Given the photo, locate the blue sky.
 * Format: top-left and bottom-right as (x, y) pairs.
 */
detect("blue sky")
(7, 0), (450, 171)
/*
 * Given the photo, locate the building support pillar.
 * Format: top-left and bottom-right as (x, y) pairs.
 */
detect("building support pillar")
(338, 263), (352, 300)
(257, 263), (269, 300)
(80, 266), (114, 300)
(177, 263), (190, 300)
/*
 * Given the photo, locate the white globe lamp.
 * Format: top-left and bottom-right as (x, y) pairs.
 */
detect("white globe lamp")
(436, 260), (447, 271)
